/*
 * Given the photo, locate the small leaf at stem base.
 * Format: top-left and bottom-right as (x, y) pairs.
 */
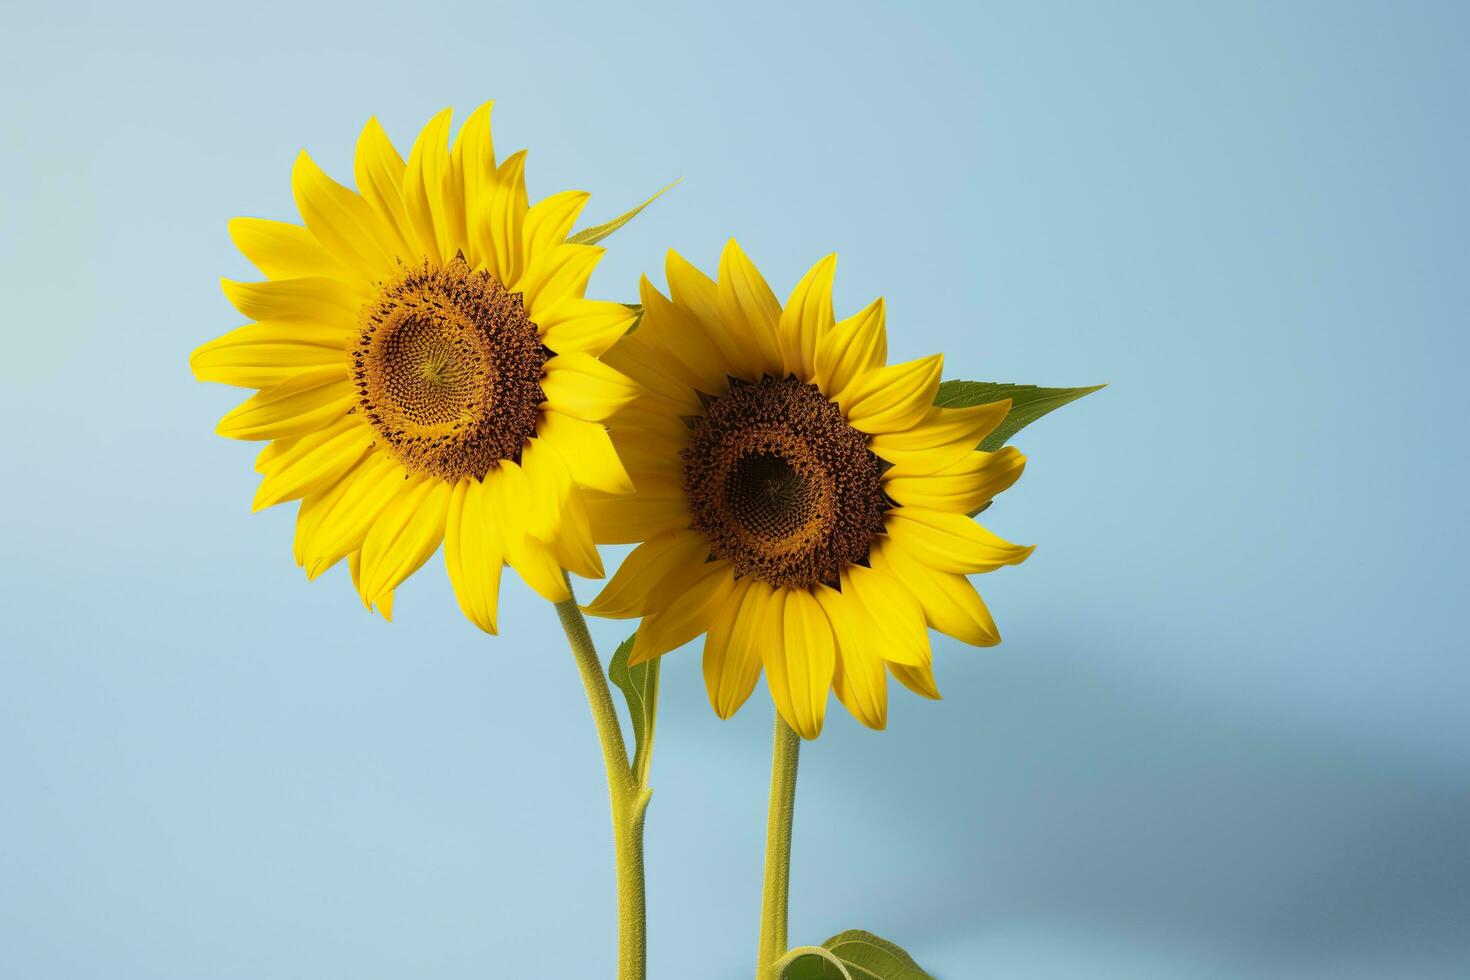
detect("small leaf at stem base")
(779, 930), (934, 979)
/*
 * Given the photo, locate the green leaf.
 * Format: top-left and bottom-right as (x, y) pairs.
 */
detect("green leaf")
(567, 181), (679, 246)
(780, 949), (853, 979)
(607, 633), (659, 784)
(779, 931), (934, 980)
(934, 380), (1104, 452)
(823, 931), (934, 979)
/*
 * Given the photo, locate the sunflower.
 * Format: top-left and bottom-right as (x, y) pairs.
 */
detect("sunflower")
(191, 104), (641, 631)
(584, 243), (1033, 737)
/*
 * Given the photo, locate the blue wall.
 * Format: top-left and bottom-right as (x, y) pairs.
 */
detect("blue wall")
(1, 1), (1465, 976)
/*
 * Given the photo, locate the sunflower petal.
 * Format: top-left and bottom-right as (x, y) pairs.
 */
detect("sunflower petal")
(357, 475), (450, 605)
(291, 151), (398, 280)
(539, 297), (639, 358)
(764, 587), (836, 739)
(221, 277), (361, 326)
(702, 578), (766, 719)
(813, 296), (886, 396)
(884, 446), (1026, 513)
(875, 537), (1001, 646)
(837, 353), (943, 434)
(717, 240), (784, 378)
(885, 508), (1034, 574)
(779, 253), (836, 378)
(400, 107), (458, 264)
(628, 564), (733, 665)
(585, 529), (709, 619)
(814, 585), (888, 730)
(444, 476), (505, 634)
(487, 462), (570, 602)
(869, 402), (1012, 477)
(252, 417), (373, 511)
(214, 369), (354, 440)
(353, 117), (418, 259)
(541, 353), (640, 421)
(227, 218), (349, 281)
(190, 320), (350, 388)
(841, 563), (930, 667)
(537, 410), (635, 495)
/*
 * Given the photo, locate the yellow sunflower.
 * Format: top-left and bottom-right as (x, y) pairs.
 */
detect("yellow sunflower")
(191, 104), (641, 631)
(584, 243), (1033, 738)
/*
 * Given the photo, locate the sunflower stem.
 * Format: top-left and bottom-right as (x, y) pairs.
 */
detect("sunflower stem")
(757, 711), (802, 978)
(553, 577), (647, 980)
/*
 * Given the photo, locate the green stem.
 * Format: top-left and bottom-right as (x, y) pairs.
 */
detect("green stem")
(756, 711), (802, 978)
(554, 577), (648, 980)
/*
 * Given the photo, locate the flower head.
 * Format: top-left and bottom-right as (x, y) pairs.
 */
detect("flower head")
(585, 244), (1032, 737)
(192, 104), (640, 631)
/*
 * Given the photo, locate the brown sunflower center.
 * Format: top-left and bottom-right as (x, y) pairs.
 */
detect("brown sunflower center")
(682, 376), (889, 590)
(353, 257), (547, 481)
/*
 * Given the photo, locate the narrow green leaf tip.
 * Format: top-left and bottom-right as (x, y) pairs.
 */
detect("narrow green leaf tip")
(567, 181), (681, 246)
(934, 379), (1105, 452)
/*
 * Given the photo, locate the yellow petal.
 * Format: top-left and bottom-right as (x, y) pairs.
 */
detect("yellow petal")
(837, 354), (944, 434)
(583, 483), (689, 545)
(220, 277), (361, 326)
(814, 585), (888, 730)
(884, 446), (1026, 513)
(299, 452), (407, 577)
(518, 436), (571, 542)
(585, 529), (709, 619)
(667, 249), (756, 381)
(353, 117), (418, 259)
(717, 240), (784, 378)
(885, 508), (1034, 574)
(702, 578), (765, 719)
(764, 588), (836, 739)
(813, 296), (886, 396)
(551, 486), (604, 580)
(487, 462), (570, 602)
(357, 476), (450, 604)
(444, 476), (505, 634)
(869, 402), (1012, 477)
(889, 660), (942, 700)
(451, 102), (497, 266)
(522, 243), (603, 316)
(874, 537), (1001, 646)
(537, 410), (634, 495)
(252, 417), (373, 511)
(540, 353), (639, 422)
(477, 150), (527, 287)
(841, 563), (930, 667)
(291, 151), (398, 280)
(778, 253), (836, 378)
(190, 320), (350, 388)
(628, 564), (733, 665)
(348, 550), (393, 619)
(214, 369), (354, 441)
(227, 218), (349, 281)
(400, 107), (459, 264)
(520, 191), (590, 271)
(539, 297), (639, 358)
(636, 275), (730, 394)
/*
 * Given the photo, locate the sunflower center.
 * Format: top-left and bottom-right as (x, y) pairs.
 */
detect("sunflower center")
(682, 376), (889, 590)
(353, 257), (547, 481)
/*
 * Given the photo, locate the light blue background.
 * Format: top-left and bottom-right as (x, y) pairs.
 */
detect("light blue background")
(2, 1), (1465, 977)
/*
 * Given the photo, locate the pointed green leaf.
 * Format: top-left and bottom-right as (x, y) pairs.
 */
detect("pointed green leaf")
(608, 632), (660, 785)
(934, 379), (1104, 451)
(567, 181), (679, 246)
